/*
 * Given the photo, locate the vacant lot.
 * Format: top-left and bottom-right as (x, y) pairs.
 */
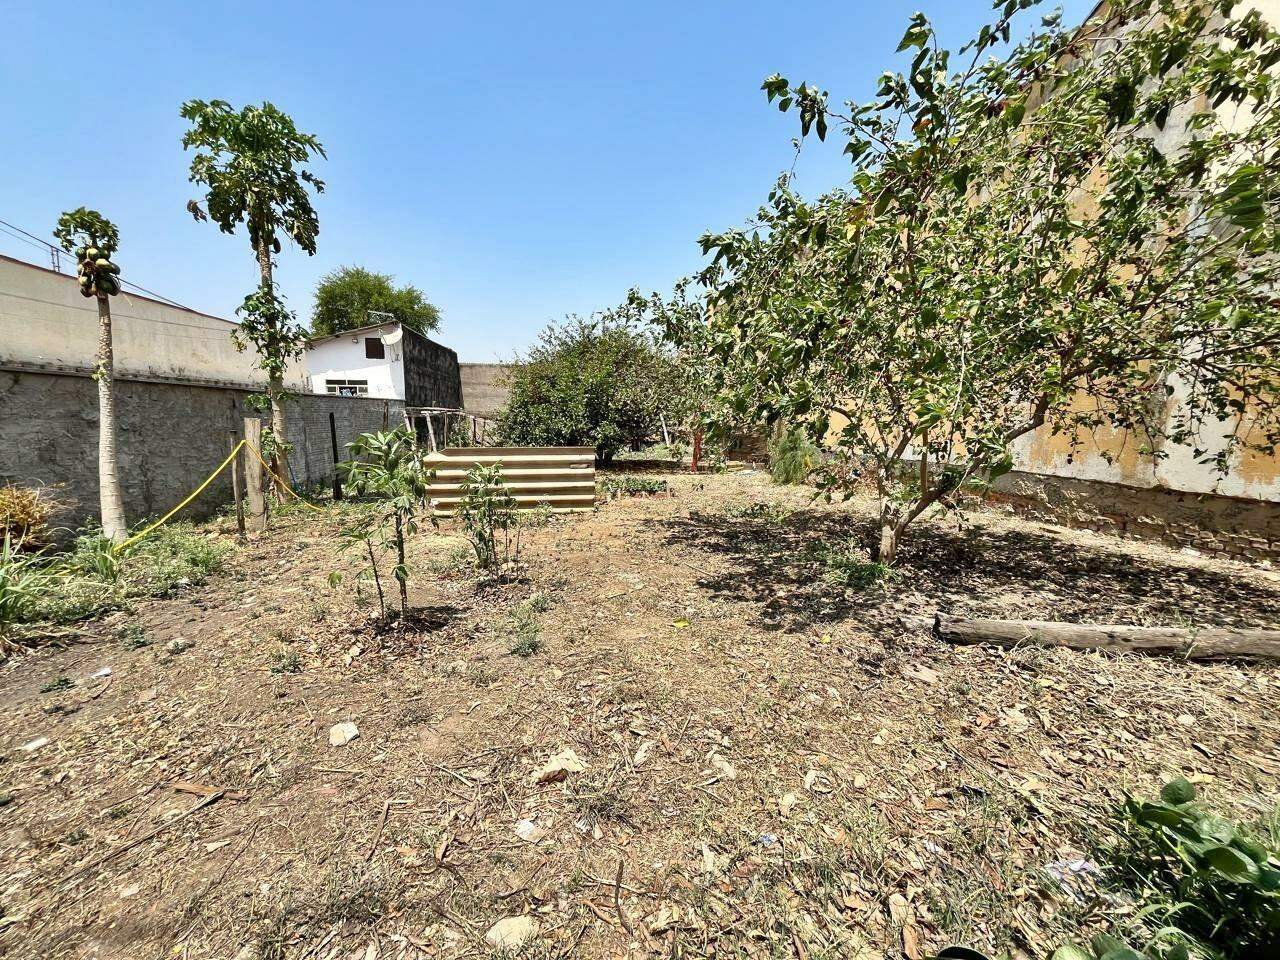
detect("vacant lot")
(2, 471), (1278, 959)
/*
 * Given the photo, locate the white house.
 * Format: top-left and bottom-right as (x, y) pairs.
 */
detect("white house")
(305, 320), (462, 409)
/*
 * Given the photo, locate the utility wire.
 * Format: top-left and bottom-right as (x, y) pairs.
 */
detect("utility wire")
(0, 215), (203, 314)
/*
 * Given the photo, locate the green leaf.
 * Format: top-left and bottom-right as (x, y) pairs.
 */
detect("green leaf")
(896, 13), (930, 52)
(1202, 844), (1260, 882)
(1160, 777), (1196, 805)
(1051, 943), (1095, 960)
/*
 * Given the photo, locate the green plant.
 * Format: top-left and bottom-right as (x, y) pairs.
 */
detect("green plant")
(69, 532), (127, 584)
(495, 311), (688, 463)
(339, 429), (434, 618)
(1105, 778), (1280, 959)
(39, 674), (74, 694)
(0, 532), (56, 636)
(118, 624), (149, 649)
(725, 500), (792, 523)
(182, 98), (325, 490)
(816, 539), (894, 589)
(769, 426), (821, 485)
(672, 1), (1280, 565)
(456, 464), (521, 574)
(270, 650), (302, 674)
(602, 475), (669, 498)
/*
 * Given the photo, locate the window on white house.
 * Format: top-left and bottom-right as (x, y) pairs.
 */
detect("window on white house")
(365, 338), (385, 359)
(325, 379), (369, 396)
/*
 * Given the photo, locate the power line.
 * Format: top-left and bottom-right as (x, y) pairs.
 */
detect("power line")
(0, 215), (203, 314)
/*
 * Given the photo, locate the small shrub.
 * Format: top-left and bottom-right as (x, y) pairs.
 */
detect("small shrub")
(817, 540), (895, 588)
(0, 485), (59, 545)
(118, 624), (149, 649)
(1105, 778), (1280, 959)
(270, 650), (302, 674)
(507, 597), (544, 657)
(40, 674), (75, 694)
(769, 426), (821, 485)
(457, 464), (523, 574)
(725, 500), (793, 523)
(339, 429), (435, 618)
(602, 475), (669, 498)
(0, 533), (56, 633)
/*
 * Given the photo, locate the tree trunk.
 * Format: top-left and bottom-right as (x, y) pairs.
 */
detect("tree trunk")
(877, 519), (899, 567)
(95, 292), (127, 542)
(256, 237), (288, 496)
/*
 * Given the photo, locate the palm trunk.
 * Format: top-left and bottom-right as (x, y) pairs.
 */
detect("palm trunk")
(256, 236), (288, 495)
(95, 292), (127, 542)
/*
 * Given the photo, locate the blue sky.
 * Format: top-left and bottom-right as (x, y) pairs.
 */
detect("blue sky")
(1, 0), (1092, 362)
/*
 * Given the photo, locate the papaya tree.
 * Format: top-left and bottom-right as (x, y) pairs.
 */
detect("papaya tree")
(54, 209), (127, 542)
(181, 99), (325, 488)
(682, 0), (1280, 565)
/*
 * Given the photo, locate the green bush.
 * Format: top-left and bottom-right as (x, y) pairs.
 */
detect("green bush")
(495, 315), (685, 463)
(769, 426), (821, 485)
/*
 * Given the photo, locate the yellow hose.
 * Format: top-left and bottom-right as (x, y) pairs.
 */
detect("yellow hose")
(115, 440), (246, 552)
(244, 442), (327, 513)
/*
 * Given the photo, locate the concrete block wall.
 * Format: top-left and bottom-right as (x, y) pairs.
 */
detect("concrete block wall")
(0, 368), (404, 533)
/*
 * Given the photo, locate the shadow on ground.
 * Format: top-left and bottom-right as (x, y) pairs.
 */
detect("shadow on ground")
(661, 507), (1280, 634)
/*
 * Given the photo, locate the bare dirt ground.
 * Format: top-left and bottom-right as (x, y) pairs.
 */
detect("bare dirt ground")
(1, 470), (1278, 960)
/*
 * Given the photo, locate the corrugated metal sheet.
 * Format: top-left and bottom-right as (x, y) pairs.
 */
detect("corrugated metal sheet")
(424, 447), (596, 514)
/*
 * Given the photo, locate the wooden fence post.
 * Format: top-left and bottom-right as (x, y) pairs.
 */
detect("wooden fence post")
(244, 417), (266, 528)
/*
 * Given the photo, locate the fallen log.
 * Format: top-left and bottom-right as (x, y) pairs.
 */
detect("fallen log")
(933, 613), (1280, 661)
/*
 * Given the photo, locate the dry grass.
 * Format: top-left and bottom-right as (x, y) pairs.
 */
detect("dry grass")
(0, 471), (1276, 959)
(0, 484), (61, 546)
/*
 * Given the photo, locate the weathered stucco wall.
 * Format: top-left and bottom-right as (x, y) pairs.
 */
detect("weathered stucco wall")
(0, 369), (403, 531)
(306, 322), (406, 399)
(458, 363), (511, 418)
(0, 254), (307, 389)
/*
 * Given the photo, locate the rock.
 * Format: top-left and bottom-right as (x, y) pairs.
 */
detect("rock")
(709, 754), (737, 781)
(166, 638), (192, 655)
(485, 915), (538, 950)
(329, 722), (360, 747)
(901, 664), (939, 684)
(535, 748), (587, 783)
(514, 819), (547, 843)
(803, 769), (834, 794)
(20, 736), (49, 752)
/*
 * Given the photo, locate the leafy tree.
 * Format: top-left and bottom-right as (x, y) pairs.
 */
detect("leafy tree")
(679, 0), (1280, 565)
(340, 429), (434, 618)
(311, 266), (440, 337)
(181, 99), (325, 487)
(496, 306), (687, 463)
(54, 209), (127, 542)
